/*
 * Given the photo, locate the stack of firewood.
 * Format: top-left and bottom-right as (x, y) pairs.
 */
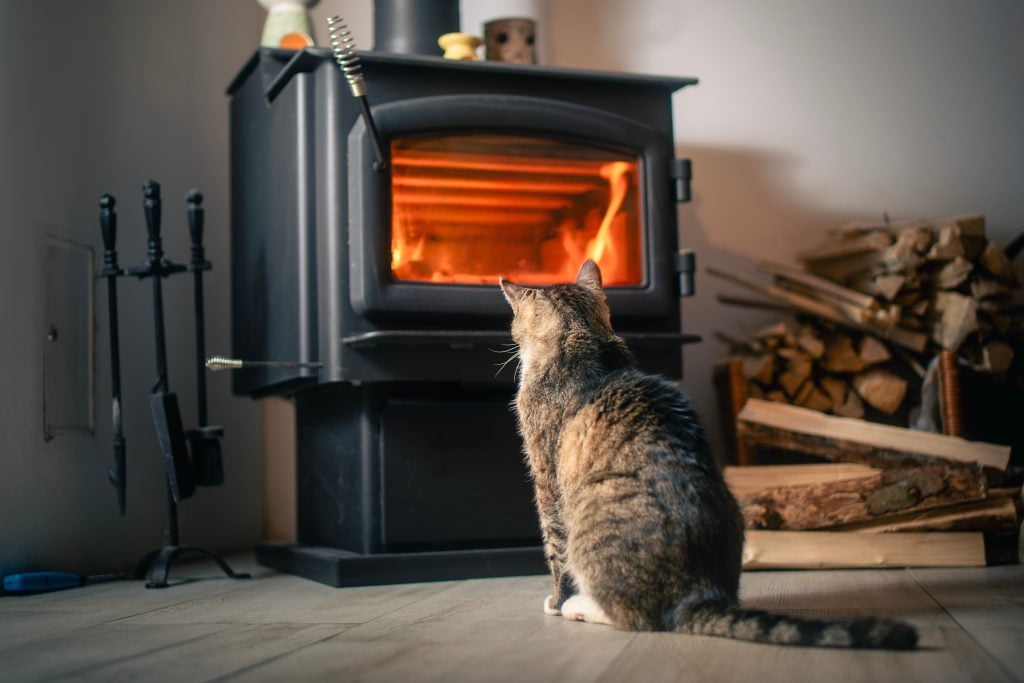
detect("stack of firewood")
(712, 214), (1023, 420)
(710, 214), (1023, 567)
(727, 399), (1020, 568)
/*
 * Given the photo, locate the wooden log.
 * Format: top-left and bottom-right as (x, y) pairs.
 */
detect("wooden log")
(743, 353), (776, 386)
(778, 354), (813, 398)
(723, 463), (880, 498)
(822, 335), (865, 373)
(979, 241), (1017, 284)
(872, 274), (906, 301)
(852, 368), (907, 415)
(933, 292), (978, 351)
(804, 250), (889, 285)
(796, 325), (825, 359)
(819, 375), (849, 410)
(736, 464), (987, 531)
(971, 278), (1010, 300)
(927, 223), (967, 262)
(794, 382), (833, 413)
(857, 335), (892, 365)
(935, 256), (974, 289)
(741, 530), (986, 569)
(834, 496), (1019, 533)
(796, 231), (895, 262)
(717, 293), (799, 313)
(736, 398), (1011, 471)
(834, 387), (866, 418)
(759, 261), (878, 310)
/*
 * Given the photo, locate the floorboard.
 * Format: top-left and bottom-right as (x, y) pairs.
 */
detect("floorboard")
(1, 555), (1020, 683)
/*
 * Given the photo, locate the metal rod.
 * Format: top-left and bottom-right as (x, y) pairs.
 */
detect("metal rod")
(187, 190), (210, 427)
(99, 194), (127, 515)
(205, 356), (323, 372)
(327, 15), (388, 171)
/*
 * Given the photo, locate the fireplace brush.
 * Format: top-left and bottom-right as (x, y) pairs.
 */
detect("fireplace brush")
(326, 15), (387, 171)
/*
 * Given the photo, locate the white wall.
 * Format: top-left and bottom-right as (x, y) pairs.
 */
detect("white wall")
(548, 0), (1024, 459)
(0, 0), (265, 576)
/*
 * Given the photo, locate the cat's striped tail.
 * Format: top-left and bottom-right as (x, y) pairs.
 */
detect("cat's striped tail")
(671, 599), (918, 649)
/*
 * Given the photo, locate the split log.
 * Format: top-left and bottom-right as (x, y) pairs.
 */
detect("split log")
(736, 464), (987, 531)
(736, 398), (1011, 472)
(796, 325), (825, 359)
(933, 292), (978, 351)
(723, 463), (880, 498)
(872, 274), (906, 301)
(927, 224), (966, 262)
(743, 354), (775, 386)
(857, 335), (892, 365)
(834, 386), (866, 418)
(741, 530), (985, 569)
(793, 382), (832, 412)
(833, 496), (1019, 533)
(852, 368), (907, 415)
(778, 354), (813, 398)
(822, 335), (864, 373)
(979, 241), (1017, 284)
(759, 261), (878, 310)
(819, 375), (849, 410)
(796, 231), (895, 262)
(936, 256), (974, 289)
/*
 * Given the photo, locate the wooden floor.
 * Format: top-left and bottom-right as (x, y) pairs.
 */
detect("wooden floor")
(2, 555), (1021, 683)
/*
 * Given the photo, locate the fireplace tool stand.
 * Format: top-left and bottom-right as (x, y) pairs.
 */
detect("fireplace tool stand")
(108, 180), (249, 588)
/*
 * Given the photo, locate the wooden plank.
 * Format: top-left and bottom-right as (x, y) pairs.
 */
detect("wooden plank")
(742, 531), (986, 569)
(237, 575), (635, 683)
(119, 573), (456, 626)
(0, 622), (226, 682)
(724, 463), (879, 499)
(737, 398), (1011, 471)
(77, 623), (347, 683)
(911, 566), (1024, 681)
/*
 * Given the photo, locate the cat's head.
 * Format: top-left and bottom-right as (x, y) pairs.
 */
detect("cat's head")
(499, 260), (614, 353)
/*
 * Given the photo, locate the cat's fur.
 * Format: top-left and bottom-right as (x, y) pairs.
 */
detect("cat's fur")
(499, 260), (918, 649)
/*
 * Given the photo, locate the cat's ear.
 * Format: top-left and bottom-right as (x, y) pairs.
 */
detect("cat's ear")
(576, 259), (604, 294)
(499, 277), (525, 309)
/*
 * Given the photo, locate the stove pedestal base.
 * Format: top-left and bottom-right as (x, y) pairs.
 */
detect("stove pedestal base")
(256, 541), (547, 587)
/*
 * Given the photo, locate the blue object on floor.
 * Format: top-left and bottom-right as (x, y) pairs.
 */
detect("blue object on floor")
(3, 571), (83, 594)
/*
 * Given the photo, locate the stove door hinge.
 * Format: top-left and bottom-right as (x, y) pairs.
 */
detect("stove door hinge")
(671, 158), (693, 203)
(674, 250), (696, 298)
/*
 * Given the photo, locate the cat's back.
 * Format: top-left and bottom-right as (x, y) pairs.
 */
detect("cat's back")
(562, 368), (710, 468)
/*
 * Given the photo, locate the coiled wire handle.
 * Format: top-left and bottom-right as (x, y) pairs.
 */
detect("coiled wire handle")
(326, 15), (386, 170)
(326, 16), (365, 97)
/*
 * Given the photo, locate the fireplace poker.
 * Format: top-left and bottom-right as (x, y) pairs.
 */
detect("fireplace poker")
(326, 15), (387, 171)
(98, 194), (127, 515)
(184, 191), (225, 487)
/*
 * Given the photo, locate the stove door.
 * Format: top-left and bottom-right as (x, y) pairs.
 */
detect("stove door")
(348, 95), (679, 322)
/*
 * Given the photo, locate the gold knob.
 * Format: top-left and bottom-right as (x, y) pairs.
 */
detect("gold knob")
(438, 32), (482, 61)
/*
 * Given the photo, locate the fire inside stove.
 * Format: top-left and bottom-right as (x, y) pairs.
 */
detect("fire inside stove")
(390, 134), (644, 286)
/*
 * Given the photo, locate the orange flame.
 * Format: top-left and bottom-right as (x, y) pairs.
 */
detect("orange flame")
(390, 137), (643, 286)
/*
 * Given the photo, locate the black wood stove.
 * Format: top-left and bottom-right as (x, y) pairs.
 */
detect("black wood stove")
(226, 17), (699, 586)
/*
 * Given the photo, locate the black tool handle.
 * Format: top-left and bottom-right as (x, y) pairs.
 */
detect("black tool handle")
(100, 193), (127, 515)
(187, 190), (210, 426)
(144, 180), (162, 248)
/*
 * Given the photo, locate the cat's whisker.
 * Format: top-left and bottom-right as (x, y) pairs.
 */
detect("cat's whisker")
(494, 351), (521, 377)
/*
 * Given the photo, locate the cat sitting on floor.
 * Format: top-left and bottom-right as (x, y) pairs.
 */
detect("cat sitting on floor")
(499, 260), (917, 649)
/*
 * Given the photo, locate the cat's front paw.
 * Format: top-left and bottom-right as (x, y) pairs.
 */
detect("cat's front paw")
(543, 595), (562, 616)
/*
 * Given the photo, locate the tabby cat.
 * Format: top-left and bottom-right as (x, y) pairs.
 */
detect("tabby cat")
(499, 260), (918, 649)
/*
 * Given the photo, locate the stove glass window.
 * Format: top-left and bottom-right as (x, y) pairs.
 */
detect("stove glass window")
(390, 134), (644, 286)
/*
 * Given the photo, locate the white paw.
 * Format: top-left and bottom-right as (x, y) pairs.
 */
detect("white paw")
(560, 595), (613, 625)
(544, 595), (562, 616)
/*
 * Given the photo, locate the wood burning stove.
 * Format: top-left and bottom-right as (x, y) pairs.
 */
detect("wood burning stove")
(226, 46), (698, 586)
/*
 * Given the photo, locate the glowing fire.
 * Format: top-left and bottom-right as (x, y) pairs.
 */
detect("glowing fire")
(390, 135), (644, 286)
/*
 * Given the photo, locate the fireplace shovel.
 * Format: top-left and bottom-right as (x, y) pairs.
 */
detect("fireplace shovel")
(130, 181), (195, 502)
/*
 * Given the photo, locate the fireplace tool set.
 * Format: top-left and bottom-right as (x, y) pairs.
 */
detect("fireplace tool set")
(98, 181), (249, 588)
